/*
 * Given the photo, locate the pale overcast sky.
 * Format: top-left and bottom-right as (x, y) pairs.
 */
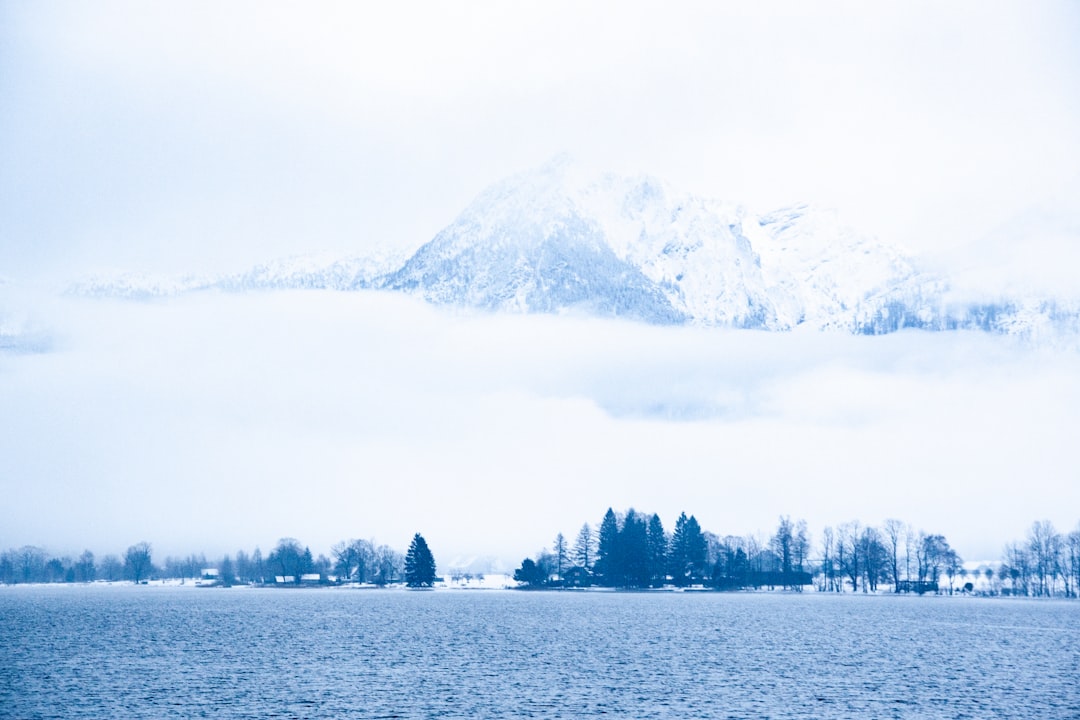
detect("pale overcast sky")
(2, 2), (1079, 568)
(2, 1), (1078, 281)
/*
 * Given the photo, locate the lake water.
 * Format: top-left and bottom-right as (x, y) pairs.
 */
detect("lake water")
(1, 586), (1078, 719)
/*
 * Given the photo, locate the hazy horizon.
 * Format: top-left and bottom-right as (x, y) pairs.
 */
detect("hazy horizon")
(2, 2), (1079, 572)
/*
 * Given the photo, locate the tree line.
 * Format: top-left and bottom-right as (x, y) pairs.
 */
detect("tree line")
(5, 515), (1080, 598)
(513, 509), (1080, 598)
(0, 533), (438, 589)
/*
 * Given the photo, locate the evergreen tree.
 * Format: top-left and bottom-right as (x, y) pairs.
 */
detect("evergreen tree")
(647, 513), (667, 586)
(404, 533), (436, 588)
(619, 509), (650, 588)
(301, 547), (315, 577)
(669, 512), (691, 587)
(553, 533), (568, 582)
(685, 515), (707, 583)
(218, 555), (236, 587)
(595, 508), (620, 586)
(732, 547), (749, 587)
(669, 513), (707, 586)
(573, 523), (595, 571)
(513, 558), (546, 587)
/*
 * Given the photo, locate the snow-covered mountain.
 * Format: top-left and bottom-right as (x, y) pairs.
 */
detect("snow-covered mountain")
(64, 158), (1080, 339)
(381, 157), (1077, 336)
(384, 157), (914, 330)
(381, 160), (685, 324)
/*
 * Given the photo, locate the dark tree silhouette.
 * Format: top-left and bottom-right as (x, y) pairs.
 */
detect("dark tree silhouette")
(618, 509), (650, 588)
(124, 542), (153, 583)
(669, 513), (706, 586)
(513, 558), (546, 587)
(405, 533), (436, 588)
(301, 547), (315, 578)
(595, 508), (620, 586)
(647, 513), (667, 586)
(218, 555), (236, 587)
(268, 538), (305, 584)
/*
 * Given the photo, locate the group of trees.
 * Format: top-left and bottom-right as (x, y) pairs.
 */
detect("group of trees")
(515, 509), (1080, 598)
(817, 519), (1080, 598)
(998, 520), (1080, 598)
(0, 533), (437, 589)
(6, 518), (1080, 598)
(329, 538), (406, 586)
(516, 509), (812, 590)
(816, 521), (962, 594)
(0, 542), (155, 585)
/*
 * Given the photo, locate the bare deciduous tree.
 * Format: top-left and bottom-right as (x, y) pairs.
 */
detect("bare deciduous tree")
(124, 542), (153, 583)
(883, 519), (905, 592)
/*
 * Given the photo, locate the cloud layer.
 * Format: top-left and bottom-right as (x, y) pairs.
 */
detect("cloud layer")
(1, 291), (1076, 567)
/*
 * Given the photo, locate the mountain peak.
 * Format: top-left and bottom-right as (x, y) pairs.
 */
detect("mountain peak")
(59, 160), (1080, 342)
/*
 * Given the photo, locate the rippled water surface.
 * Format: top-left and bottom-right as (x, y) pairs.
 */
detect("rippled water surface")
(2, 586), (1078, 719)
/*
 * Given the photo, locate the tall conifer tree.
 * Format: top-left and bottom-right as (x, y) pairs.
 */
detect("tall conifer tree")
(596, 508), (620, 586)
(553, 532), (568, 581)
(573, 523), (595, 570)
(669, 513), (706, 586)
(620, 509), (650, 588)
(404, 533), (436, 588)
(647, 513), (667, 586)
(685, 515), (707, 583)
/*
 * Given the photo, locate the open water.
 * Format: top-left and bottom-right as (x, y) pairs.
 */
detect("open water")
(1, 585), (1078, 719)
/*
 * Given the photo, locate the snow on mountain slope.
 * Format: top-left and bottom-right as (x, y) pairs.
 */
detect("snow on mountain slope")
(384, 157), (929, 331)
(218, 249), (406, 292)
(751, 204), (941, 331)
(570, 170), (777, 328)
(61, 158), (1079, 341)
(381, 158), (685, 324)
